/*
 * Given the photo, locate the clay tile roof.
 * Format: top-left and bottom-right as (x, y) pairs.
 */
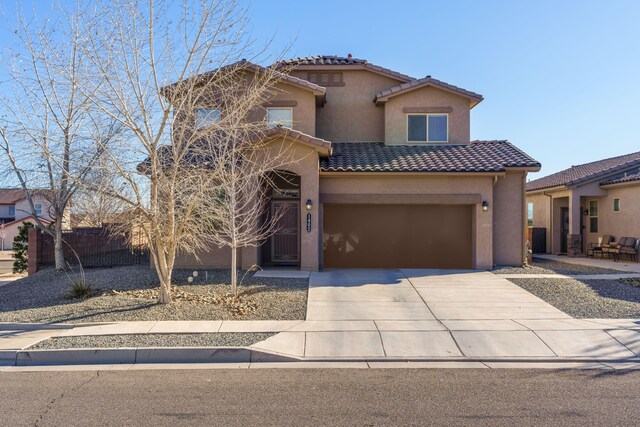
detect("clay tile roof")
(526, 151), (640, 192)
(601, 170), (640, 186)
(320, 141), (540, 173)
(276, 55), (415, 83)
(375, 76), (483, 105)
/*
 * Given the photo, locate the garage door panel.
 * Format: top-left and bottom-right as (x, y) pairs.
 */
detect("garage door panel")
(323, 204), (472, 269)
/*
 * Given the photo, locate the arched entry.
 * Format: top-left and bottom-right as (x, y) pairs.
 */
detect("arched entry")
(261, 171), (301, 267)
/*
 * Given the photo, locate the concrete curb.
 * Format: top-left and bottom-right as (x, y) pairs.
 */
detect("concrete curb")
(2, 346), (640, 367)
(2, 347), (299, 366)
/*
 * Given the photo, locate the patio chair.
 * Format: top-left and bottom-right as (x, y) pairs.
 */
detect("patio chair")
(590, 234), (614, 259)
(611, 237), (640, 263)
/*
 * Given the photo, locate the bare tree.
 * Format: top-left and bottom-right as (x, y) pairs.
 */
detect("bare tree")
(0, 3), (120, 270)
(83, 0), (298, 303)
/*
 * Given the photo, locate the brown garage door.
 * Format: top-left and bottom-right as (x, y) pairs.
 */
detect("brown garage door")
(323, 204), (472, 269)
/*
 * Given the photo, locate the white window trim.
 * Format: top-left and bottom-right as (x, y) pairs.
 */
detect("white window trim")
(589, 199), (598, 233)
(267, 107), (293, 129)
(613, 198), (621, 213)
(34, 203), (42, 216)
(406, 113), (449, 144)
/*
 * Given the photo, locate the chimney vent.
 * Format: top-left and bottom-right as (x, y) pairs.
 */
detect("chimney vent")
(347, 53), (352, 59)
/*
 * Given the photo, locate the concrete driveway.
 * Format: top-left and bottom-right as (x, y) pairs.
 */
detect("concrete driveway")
(251, 269), (638, 360)
(307, 269), (569, 322)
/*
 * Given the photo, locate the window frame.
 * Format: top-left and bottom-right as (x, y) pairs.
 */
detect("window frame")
(406, 113), (449, 144)
(589, 200), (598, 233)
(266, 107), (293, 129)
(7, 205), (15, 217)
(194, 108), (221, 129)
(34, 203), (42, 216)
(613, 198), (621, 212)
(527, 202), (534, 227)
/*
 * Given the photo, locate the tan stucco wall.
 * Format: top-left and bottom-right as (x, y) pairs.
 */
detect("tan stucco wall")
(384, 86), (471, 146)
(291, 69), (404, 142)
(585, 184), (640, 245)
(268, 82), (317, 137)
(319, 174), (496, 269)
(174, 245), (238, 270)
(527, 192), (552, 253)
(493, 172), (526, 265)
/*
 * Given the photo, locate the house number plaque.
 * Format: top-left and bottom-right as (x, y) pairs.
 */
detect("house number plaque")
(306, 213), (311, 232)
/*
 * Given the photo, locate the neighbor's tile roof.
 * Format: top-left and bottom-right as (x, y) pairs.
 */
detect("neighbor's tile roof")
(375, 76), (483, 104)
(601, 170), (640, 186)
(276, 55), (415, 82)
(320, 141), (540, 173)
(526, 151), (640, 191)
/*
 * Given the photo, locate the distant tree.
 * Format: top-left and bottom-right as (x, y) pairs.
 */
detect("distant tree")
(12, 222), (33, 273)
(0, 3), (121, 270)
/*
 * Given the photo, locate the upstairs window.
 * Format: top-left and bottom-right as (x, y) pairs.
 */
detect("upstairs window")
(195, 108), (221, 128)
(407, 114), (448, 143)
(7, 205), (15, 217)
(267, 107), (292, 129)
(613, 198), (621, 212)
(34, 203), (42, 216)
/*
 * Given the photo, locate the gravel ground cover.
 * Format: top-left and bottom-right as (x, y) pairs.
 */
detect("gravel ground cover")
(28, 332), (276, 349)
(0, 266), (308, 323)
(493, 257), (624, 275)
(508, 277), (640, 318)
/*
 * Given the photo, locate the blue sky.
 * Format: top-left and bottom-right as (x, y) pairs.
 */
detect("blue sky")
(2, 1), (639, 178)
(244, 0), (640, 178)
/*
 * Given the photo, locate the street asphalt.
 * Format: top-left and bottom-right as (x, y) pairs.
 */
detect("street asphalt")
(1, 369), (639, 426)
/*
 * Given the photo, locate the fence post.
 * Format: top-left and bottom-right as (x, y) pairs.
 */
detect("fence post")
(27, 228), (41, 275)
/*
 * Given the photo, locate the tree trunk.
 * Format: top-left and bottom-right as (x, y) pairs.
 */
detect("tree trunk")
(230, 246), (238, 296)
(54, 220), (65, 271)
(158, 276), (172, 304)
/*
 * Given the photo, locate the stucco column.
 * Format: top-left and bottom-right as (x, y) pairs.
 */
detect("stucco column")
(568, 193), (582, 256)
(299, 162), (320, 271)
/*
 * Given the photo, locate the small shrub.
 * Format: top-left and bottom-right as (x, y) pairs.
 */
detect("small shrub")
(68, 281), (95, 299)
(12, 222), (34, 273)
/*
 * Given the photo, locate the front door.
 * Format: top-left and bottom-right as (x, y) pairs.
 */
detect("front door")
(271, 200), (300, 263)
(560, 207), (569, 253)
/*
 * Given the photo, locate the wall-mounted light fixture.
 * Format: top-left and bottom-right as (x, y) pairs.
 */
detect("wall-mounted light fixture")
(583, 208), (589, 216)
(481, 201), (489, 212)
(306, 199), (313, 210)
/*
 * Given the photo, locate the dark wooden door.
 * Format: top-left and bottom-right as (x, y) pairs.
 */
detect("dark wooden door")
(560, 207), (569, 253)
(271, 201), (300, 263)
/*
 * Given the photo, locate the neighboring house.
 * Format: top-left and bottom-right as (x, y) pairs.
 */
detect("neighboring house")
(0, 188), (55, 250)
(526, 151), (640, 255)
(175, 55), (541, 271)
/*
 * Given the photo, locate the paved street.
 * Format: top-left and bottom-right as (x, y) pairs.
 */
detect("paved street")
(1, 369), (639, 426)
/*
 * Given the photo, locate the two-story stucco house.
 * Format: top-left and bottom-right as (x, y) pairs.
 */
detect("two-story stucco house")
(0, 188), (55, 250)
(526, 151), (640, 256)
(175, 55), (541, 271)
